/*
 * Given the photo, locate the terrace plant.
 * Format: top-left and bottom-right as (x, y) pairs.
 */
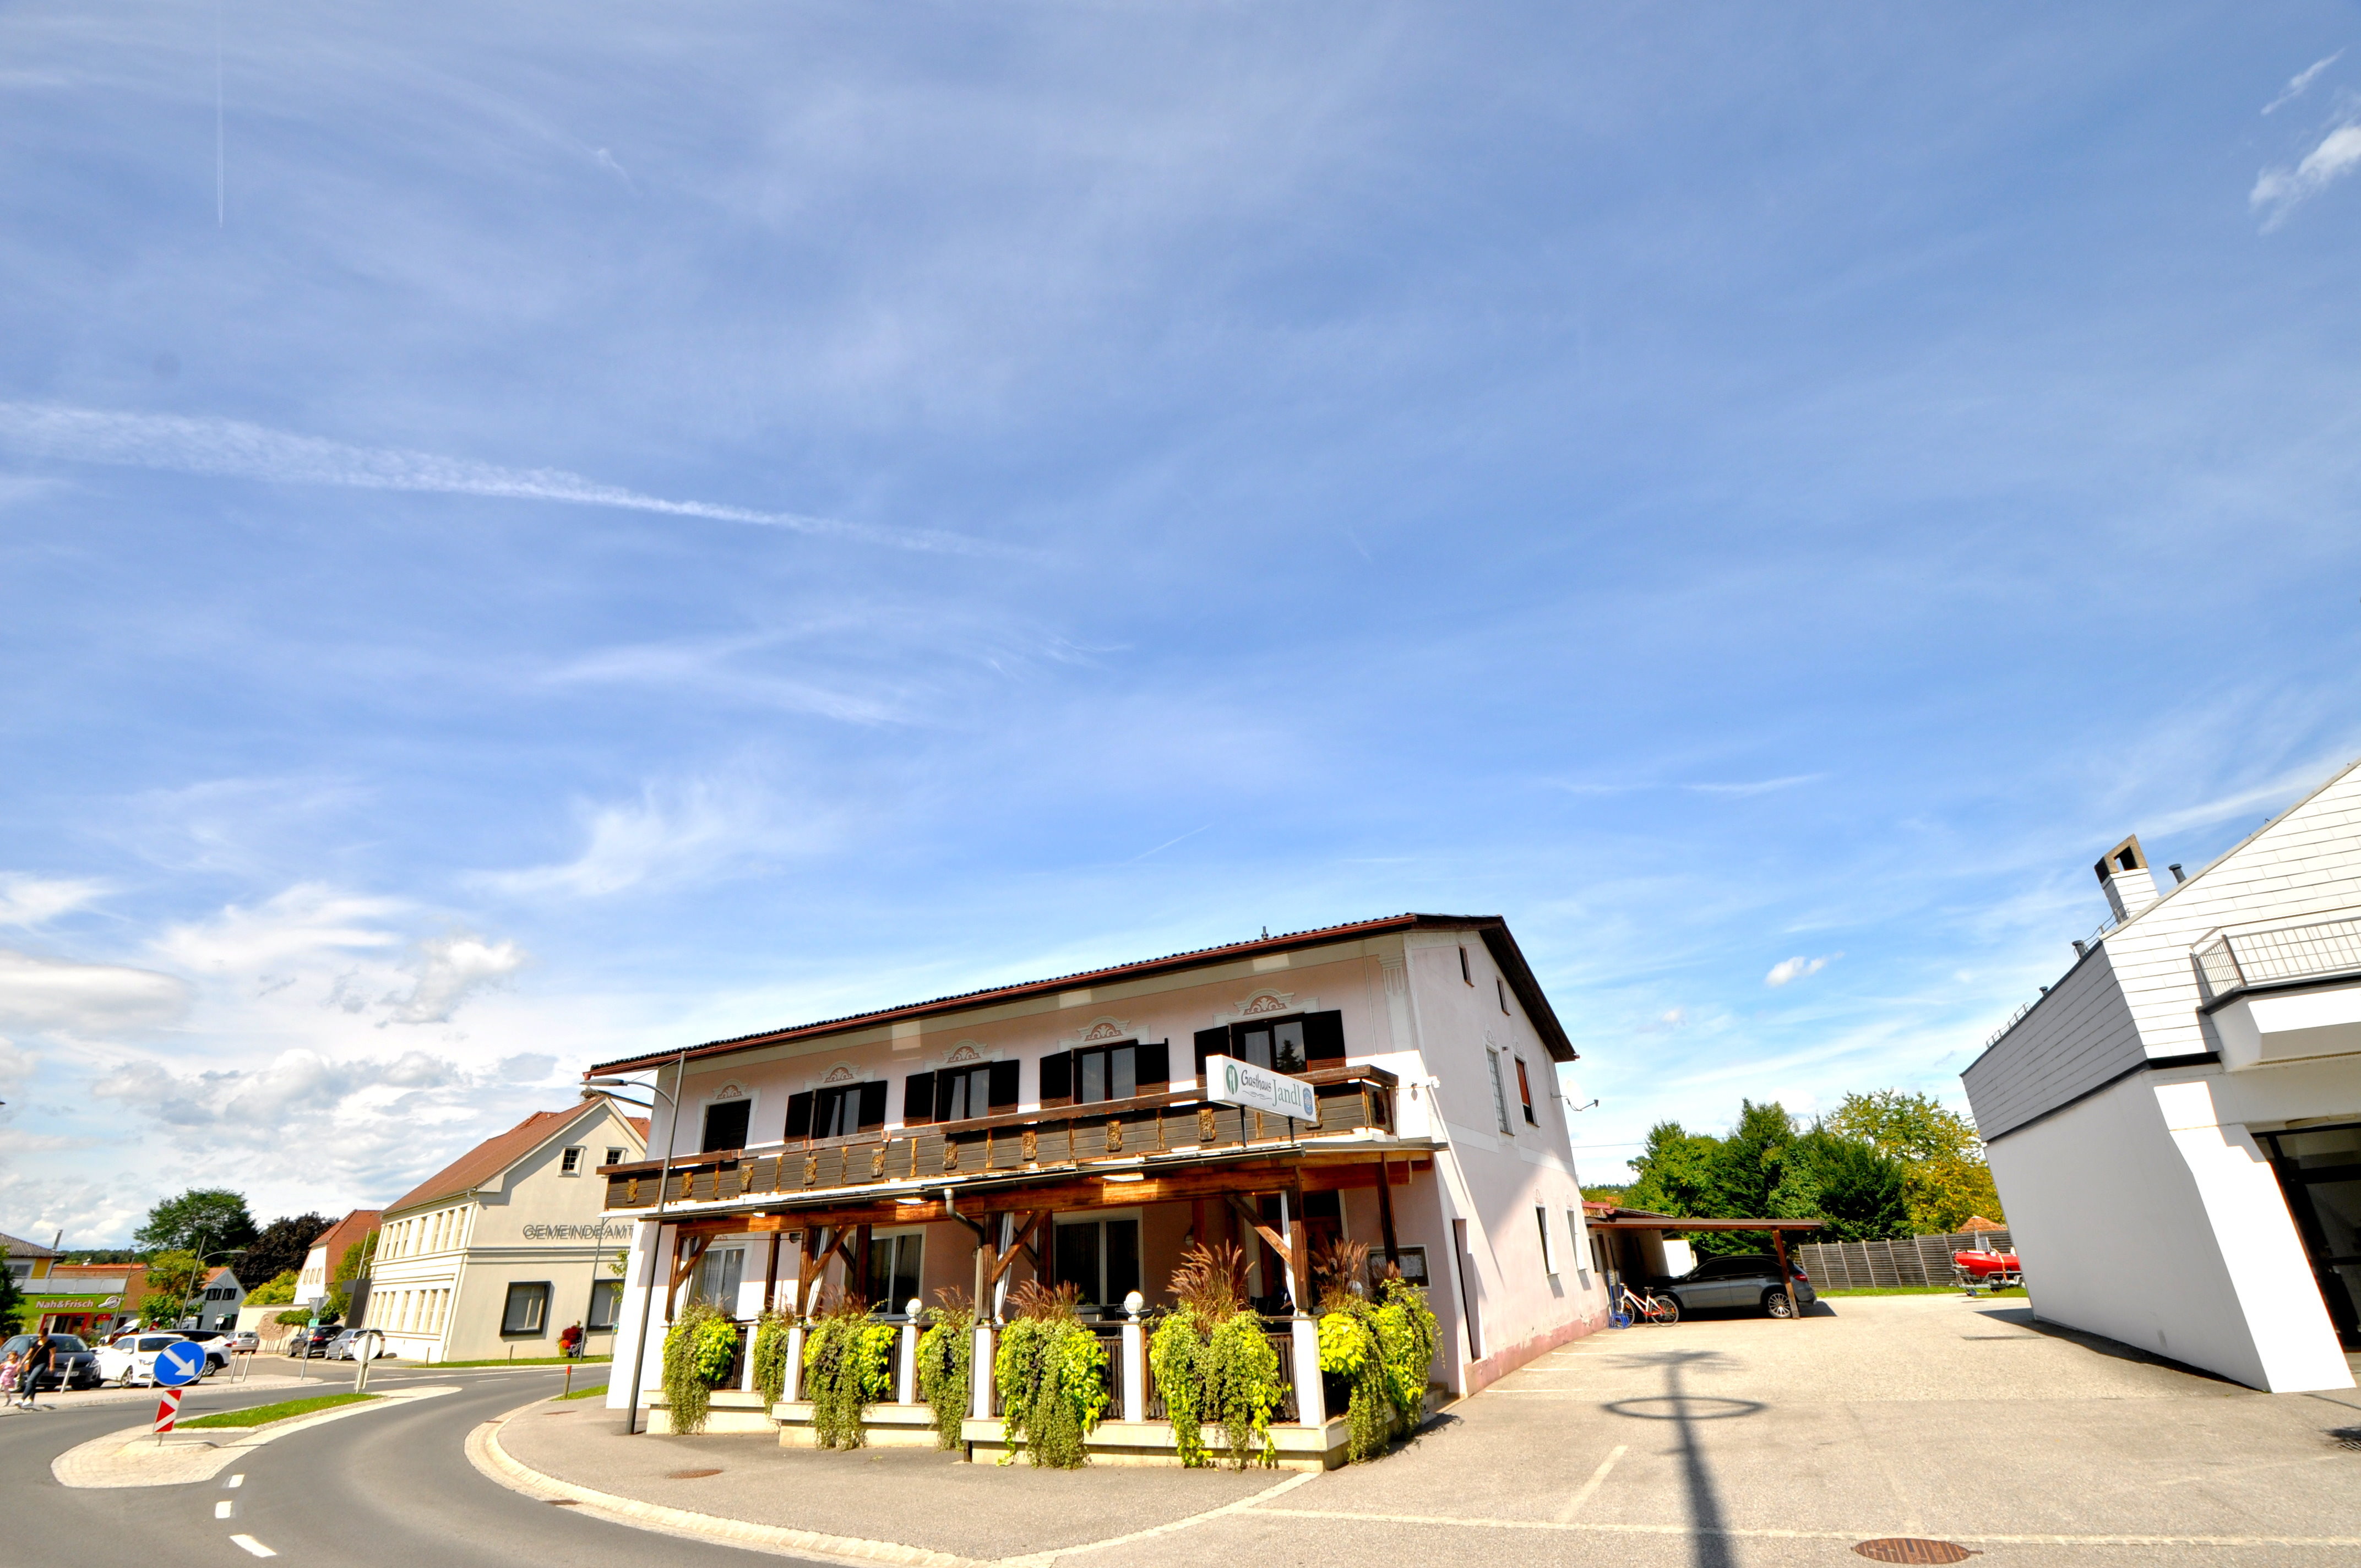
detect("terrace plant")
(749, 1308), (793, 1407)
(1149, 1242), (1286, 1469)
(661, 1300), (739, 1435)
(915, 1289), (975, 1451)
(802, 1292), (895, 1450)
(993, 1280), (1108, 1468)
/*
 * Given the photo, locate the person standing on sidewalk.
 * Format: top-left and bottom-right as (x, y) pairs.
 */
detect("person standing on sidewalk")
(558, 1322), (583, 1359)
(0, 1351), (20, 1404)
(18, 1336), (53, 1406)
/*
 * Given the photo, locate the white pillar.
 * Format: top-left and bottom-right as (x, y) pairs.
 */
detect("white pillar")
(783, 1322), (804, 1403)
(741, 1322), (757, 1392)
(1291, 1314), (1325, 1426)
(1120, 1295), (1146, 1425)
(897, 1299), (921, 1405)
(971, 1322), (994, 1420)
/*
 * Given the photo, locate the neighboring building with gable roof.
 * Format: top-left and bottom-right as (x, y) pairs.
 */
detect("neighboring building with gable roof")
(1962, 754), (2361, 1393)
(368, 1099), (647, 1364)
(296, 1209), (383, 1311)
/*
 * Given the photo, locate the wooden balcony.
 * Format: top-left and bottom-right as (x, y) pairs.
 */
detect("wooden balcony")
(600, 1064), (1400, 1213)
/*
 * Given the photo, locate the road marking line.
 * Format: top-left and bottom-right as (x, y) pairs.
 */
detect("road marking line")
(1242, 1506), (2361, 1548)
(225, 1474), (243, 1488)
(216, 1500), (236, 1518)
(1555, 1444), (1626, 1522)
(228, 1534), (276, 1558)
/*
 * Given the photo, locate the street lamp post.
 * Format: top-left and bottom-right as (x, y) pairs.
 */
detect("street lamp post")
(585, 1048), (689, 1436)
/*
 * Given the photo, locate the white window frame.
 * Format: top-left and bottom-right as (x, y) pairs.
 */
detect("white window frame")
(1486, 1048), (1513, 1135)
(560, 1146), (584, 1176)
(1536, 1205), (1559, 1277)
(1566, 1208), (1590, 1287)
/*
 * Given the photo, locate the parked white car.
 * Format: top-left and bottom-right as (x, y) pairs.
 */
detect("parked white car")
(94, 1332), (215, 1387)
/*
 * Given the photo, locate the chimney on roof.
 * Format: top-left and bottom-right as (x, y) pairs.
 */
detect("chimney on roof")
(2094, 834), (2161, 923)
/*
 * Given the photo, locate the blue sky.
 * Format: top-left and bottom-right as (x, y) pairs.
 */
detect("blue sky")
(5, 3), (2361, 1243)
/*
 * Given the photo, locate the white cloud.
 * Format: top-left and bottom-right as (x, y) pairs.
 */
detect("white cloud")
(2251, 122), (2361, 228)
(2262, 50), (2343, 115)
(0, 873), (107, 927)
(1764, 953), (1840, 987)
(1683, 774), (1827, 798)
(0, 949), (189, 1034)
(0, 1035), (36, 1090)
(0, 402), (1021, 558)
(379, 932), (527, 1025)
(153, 884), (405, 972)
(480, 779), (830, 899)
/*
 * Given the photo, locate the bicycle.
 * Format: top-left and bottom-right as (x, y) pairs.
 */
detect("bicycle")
(1611, 1282), (1681, 1327)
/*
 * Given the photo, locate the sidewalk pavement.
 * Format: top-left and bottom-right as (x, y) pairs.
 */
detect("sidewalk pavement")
(475, 1295), (2361, 1568)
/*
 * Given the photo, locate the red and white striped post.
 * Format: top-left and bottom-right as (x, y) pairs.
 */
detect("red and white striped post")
(154, 1388), (183, 1437)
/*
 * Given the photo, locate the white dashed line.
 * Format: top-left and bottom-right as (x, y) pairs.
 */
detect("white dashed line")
(225, 1473), (244, 1488)
(229, 1535), (277, 1558)
(1557, 1444), (1628, 1522)
(215, 1501), (236, 1519)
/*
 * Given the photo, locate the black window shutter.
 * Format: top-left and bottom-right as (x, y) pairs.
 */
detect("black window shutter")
(1193, 1027), (1230, 1079)
(903, 1072), (935, 1125)
(784, 1091), (814, 1138)
(1135, 1039), (1171, 1087)
(701, 1099), (751, 1153)
(1038, 1050), (1072, 1103)
(857, 1080), (889, 1130)
(1302, 1010), (1346, 1065)
(988, 1060), (1020, 1109)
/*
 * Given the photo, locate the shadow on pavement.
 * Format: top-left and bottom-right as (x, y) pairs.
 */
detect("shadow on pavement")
(1972, 1307), (2245, 1386)
(1603, 1348), (1763, 1568)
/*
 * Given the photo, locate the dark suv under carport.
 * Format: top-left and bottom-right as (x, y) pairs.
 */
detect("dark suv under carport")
(1653, 1253), (1817, 1317)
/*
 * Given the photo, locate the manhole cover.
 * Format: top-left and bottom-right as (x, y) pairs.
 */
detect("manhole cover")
(665, 1468), (723, 1479)
(1853, 1541), (1979, 1564)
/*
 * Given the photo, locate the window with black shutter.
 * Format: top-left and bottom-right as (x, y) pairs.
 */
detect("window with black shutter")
(1302, 1012), (1345, 1065)
(1197, 1014), (1346, 1076)
(784, 1091), (814, 1139)
(808, 1083), (884, 1140)
(857, 1081), (888, 1130)
(701, 1099), (751, 1153)
(987, 1060), (1020, 1109)
(1071, 1041), (1140, 1104)
(1038, 1050), (1073, 1107)
(904, 1072), (937, 1125)
(933, 1064), (997, 1123)
(1135, 1039), (1170, 1088)
(1193, 1027), (1228, 1080)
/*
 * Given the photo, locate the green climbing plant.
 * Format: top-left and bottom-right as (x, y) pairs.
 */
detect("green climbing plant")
(1150, 1242), (1286, 1469)
(915, 1290), (975, 1451)
(1370, 1276), (1439, 1428)
(802, 1293), (895, 1450)
(750, 1308), (793, 1407)
(661, 1300), (739, 1435)
(993, 1281), (1109, 1468)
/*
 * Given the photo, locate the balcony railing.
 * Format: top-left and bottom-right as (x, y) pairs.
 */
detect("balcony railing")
(602, 1064), (1399, 1212)
(2195, 912), (2361, 1003)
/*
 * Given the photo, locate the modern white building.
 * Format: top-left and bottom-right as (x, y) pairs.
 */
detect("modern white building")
(189, 1265), (246, 1331)
(295, 1209), (382, 1311)
(368, 1101), (647, 1363)
(1961, 756), (2361, 1393)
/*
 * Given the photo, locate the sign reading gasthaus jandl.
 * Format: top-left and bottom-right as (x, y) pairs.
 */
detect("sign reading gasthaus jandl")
(1204, 1054), (1318, 1120)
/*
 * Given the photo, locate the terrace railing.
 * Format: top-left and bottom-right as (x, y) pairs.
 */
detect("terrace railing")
(602, 1065), (1400, 1211)
(2195, 911), (2361, 1003)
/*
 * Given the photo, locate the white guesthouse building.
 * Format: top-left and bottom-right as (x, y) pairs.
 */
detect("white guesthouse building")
(367, 1101), (647, 1363)
(1962, 756), (2361, 1392)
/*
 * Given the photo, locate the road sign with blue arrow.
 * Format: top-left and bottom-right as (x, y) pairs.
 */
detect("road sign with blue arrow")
(151, 1340), (207, 1388)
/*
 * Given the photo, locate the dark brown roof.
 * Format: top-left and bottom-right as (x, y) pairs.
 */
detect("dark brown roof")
(0, 1229), (59, 1260)
(385, 1103), (642, 1216)
(585, 913), (1576, 1076)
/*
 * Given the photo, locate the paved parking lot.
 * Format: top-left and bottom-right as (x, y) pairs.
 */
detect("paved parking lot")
(498, 1294), (2361, 1566)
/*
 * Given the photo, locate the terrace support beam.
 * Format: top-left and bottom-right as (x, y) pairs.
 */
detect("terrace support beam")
(1374, 1157), (1400, 1265)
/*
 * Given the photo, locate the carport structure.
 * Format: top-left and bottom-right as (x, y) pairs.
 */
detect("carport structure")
(1581, 1205), (1824, 1314)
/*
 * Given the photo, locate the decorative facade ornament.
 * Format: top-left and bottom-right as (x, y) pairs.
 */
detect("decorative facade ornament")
(1057, 1015), (1135, 1046)
(1212, 989), (1318, 1025)
(711, 1082), (746, 1101)
(939, 1039), (998, 1065)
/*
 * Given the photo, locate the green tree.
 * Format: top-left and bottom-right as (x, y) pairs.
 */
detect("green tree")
(1689, 1100), (1794, 1253)
(140, 1249), (208, 1326)
(134, 1189), (257, 1258)
(246, 1270), (300, 1306)
(236, 1213), (333, 1289)
(1825, 1090), (2004, 1232)
(1623, 1123), (1720, 1216)
(1774, 1130), (1909, 1241)
(0, 1243), (25, 1332)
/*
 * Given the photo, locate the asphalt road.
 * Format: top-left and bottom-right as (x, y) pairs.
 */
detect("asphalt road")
(8, 1366), (801, 1566)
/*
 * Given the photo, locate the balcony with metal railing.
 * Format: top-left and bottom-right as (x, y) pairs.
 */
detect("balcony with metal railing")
(2194, 910), (2361, 1005)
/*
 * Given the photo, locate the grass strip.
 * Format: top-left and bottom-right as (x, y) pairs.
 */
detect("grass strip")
(556, 1381), (611, 1400)
(180, 1392), (380, 1429)
(429, 1356), (613, 1369)
(1818, 1285), (2026, 1297)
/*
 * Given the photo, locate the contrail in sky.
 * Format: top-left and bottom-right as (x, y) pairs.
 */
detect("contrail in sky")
(0, 402), (1022, 558)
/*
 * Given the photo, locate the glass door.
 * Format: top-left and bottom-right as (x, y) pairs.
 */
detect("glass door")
(2260, 1124), (2361, 1348)
(1051, 1216), (1140, 1312)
